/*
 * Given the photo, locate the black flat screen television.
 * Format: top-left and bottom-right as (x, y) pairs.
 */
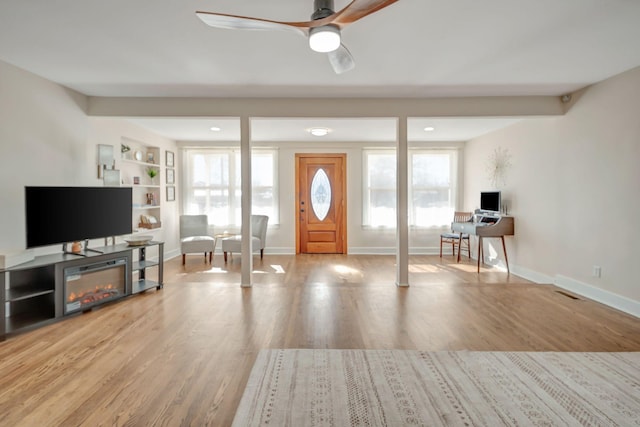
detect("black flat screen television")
(480, 191), (501, 214)
(25, 186), (132, 248)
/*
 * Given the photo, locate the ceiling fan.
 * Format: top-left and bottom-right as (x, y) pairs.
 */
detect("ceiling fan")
(196, 0), (399, 74)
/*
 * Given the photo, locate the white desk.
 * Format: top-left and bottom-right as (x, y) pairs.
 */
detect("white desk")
(451, 215), (514, 273)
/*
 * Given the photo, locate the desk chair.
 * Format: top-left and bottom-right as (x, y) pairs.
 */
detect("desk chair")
(180, 215), (215, 265)
(440, 211), (473, 258)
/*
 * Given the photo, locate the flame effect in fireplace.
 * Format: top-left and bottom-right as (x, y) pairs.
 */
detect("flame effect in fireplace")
(68, 283), (120, 305)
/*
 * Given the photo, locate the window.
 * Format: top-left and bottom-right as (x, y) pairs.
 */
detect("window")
(363, 151), (397, 227)
(183, 148), (278, 226)
(363, 149), (459, 228)
(409, 150), (458, 227)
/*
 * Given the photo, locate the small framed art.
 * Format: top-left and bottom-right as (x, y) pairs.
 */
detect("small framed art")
(166, 150), (174, 167)
(166, 168), (175, 184)
(166, 186), (175, 202)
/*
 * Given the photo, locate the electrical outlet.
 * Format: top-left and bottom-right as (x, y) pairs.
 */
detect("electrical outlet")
(592, 266), (601, 278)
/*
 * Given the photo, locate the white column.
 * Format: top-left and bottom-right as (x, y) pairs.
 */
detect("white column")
(396, 116), (409, 287)
(240, 115), (252, 287)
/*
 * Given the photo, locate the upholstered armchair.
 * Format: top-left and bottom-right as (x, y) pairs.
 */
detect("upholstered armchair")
(221, 215), (269, 262)
(180, 215), (215, 265)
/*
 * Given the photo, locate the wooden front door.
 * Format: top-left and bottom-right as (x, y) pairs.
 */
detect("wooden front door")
(296, 154), (346, 254)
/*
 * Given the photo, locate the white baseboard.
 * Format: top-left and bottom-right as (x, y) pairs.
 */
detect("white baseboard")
(264, 247), (296, 255)
(349, 247), (395, 255)
(554, 275), (640, 318)
(164, 248), (181, 261)
(349, 247), (443, 255)
(510, 264), (555, 284)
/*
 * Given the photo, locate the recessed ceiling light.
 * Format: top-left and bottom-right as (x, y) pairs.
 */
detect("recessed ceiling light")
(210, 126), (221, 132)
(308, 127), (330, 137)
(423, 126), (435, 132)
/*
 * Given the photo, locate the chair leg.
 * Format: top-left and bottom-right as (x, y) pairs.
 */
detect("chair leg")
(224, 252), (228, 263)
(182, 254), (185, 265)
(260, 249), (264, 259)
(439, 237), (443, 257)
(209, 251), (213, 263)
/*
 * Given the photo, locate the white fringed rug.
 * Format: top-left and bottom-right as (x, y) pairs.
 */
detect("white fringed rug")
(233, 350), (640, 426)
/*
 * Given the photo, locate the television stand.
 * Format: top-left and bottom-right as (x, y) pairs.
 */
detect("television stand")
(83, 239), (104, 255)
(61, 241), (105, 257)
(1, 241), (164, 340)
(62, 242), (87, 257)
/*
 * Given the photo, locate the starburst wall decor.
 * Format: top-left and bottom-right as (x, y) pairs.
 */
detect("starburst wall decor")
(486, 146), (512, 188)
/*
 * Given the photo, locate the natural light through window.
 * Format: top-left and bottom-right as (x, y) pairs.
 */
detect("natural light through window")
(363, 149), (458, 228)
(183, 148), (278, 227)
(311, 168), (331, 221)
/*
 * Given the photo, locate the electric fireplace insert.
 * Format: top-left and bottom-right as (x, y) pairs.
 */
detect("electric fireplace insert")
(63, 257), (127, 314)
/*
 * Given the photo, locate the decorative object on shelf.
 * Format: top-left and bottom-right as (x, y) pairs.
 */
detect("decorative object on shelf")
(97, 144), (114, 179)
(145, 192), (158, 206)
(71, 241), (82, 253)
(146, 167), (158, 185)
(133, 176), (140, 185)
(166, 150), (174, 167)
(139, 214), (161, 229)
(121, 143), (131, 159)
(486, 146), (512, 189)
(134, 150), (143, 161)
(103, 169), (121, 187)
(147, 152), (155, 164)
(124, 235), (153, 246)
(167, 186), (175, 202)
(166, 168), (175, 184)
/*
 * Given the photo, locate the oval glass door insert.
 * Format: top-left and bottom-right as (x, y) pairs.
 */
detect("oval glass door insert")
(311, 168), (331, 221)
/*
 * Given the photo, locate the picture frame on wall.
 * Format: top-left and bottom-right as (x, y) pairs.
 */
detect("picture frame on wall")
(166, 168), (175, 184)
(166, 186), (175, 202)
(166, 150), (174, 167)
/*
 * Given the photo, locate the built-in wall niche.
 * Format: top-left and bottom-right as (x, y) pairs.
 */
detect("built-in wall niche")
(118, 137), (162, 234)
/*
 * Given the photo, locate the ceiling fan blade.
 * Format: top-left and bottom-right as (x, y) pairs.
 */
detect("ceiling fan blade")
(327, 44), (355, 74)
(196, 11), (310, 36)
(331, 0), (399, 26)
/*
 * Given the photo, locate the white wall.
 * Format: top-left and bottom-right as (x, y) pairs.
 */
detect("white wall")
(0, 60), (179, 259)
(88, 118), (180, 257)
(0, 60), (90, 254)
(464, 66), (640, 312)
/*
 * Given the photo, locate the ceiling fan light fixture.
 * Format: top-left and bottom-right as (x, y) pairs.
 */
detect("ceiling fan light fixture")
(210, 126), (221, 131)
(309, 25), (340, 53)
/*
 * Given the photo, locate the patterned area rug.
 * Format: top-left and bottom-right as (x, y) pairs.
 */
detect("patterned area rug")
(233, 350), (640, 426)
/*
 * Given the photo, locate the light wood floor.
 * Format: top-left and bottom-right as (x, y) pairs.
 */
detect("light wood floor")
(1, 254), (639, 426)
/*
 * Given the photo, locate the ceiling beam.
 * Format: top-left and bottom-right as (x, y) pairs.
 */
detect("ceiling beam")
(87, 96), (564, 119)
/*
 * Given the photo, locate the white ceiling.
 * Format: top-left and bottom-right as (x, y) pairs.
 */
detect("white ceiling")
(1, 0), (639, 141)
(128, 117), (524, 142)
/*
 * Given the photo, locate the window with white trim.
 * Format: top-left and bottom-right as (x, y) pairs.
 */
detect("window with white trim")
(363, 150), (397, 227)
(409, 150), (458, 227)
(363, 149), (459, 228)
(183, 148), (278, 227)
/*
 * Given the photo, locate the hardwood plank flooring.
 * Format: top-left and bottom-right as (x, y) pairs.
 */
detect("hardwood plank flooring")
(1, 254), (639, 426)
